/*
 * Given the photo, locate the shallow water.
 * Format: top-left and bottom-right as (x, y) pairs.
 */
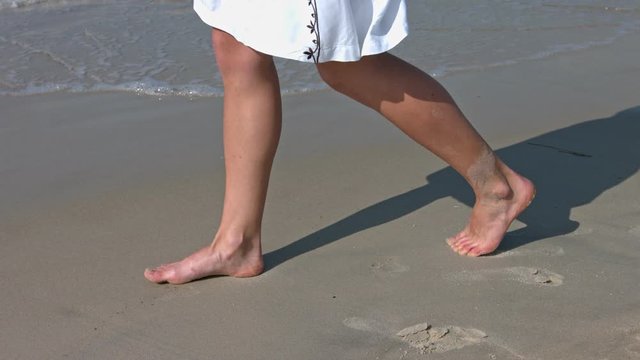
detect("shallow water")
(1, 0), (639, 97)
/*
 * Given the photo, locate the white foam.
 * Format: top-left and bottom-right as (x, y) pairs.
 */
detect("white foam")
(2, 0), (640, 98)
(0, 0), (97, 10)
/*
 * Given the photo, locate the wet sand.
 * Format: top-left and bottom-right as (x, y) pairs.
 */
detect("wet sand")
(1, 32), (639, 359)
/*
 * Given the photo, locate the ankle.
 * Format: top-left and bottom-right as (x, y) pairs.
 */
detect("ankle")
(482, 179), (513, 201)
(466, 151), (513, 201)
(211, 231), (264, 277)
(467, 165), (513, 201)
(211, 229), (261, 253)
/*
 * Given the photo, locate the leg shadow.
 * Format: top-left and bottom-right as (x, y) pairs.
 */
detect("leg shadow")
(264, 106), (640, 269)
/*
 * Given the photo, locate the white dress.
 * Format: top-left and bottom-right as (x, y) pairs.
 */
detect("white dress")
(194, 0), (408, 63)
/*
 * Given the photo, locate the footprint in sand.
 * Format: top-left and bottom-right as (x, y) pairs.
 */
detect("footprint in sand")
(396, 322), (487, 354)
(343, 318), (487, 354)
(344, 318), (524, 357)
(447, 267), (564, 287)
(369, 256), (409, 275)
(494, 246), (565, 258)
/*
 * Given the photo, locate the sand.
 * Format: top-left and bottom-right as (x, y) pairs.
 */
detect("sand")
(1, 32), (640, 360)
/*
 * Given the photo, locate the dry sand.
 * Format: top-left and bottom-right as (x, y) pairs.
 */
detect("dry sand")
(1, 32), (639, 360)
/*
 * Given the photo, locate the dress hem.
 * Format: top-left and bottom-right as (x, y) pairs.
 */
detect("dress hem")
(193, 0), (408, 63)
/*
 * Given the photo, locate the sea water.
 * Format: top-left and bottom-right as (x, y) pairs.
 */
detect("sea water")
(1, 0), (639, 97)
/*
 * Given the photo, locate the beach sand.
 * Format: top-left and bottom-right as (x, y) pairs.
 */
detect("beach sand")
(1, 31), (639, 360)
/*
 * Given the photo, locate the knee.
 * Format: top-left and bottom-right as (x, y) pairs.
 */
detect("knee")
(316, 62), (351, 93)
(211, 29), (273, 81)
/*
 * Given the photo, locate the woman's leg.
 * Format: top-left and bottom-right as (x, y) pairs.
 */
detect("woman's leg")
(316, 53), (535, 256)
(144, 29), (281, 284)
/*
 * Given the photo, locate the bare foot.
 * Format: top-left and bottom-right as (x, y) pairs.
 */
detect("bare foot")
(144, 238), (264, 284)
(447, 165), (535, 257)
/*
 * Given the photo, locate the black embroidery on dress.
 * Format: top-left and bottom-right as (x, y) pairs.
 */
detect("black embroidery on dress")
(304, 0), (320, 63)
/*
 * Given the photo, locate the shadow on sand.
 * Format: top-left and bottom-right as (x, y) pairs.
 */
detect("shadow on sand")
(264, 106), (640, 270)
